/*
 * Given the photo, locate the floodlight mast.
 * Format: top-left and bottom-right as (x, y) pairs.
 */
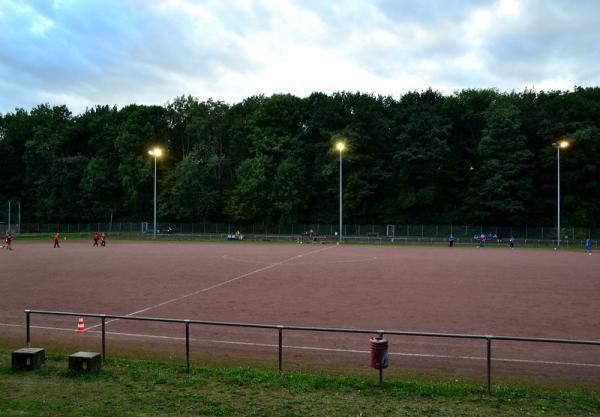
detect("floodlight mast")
(336, 142), (345, 244)
(553, 140), (569, 247)
(148, 148), (163, 239)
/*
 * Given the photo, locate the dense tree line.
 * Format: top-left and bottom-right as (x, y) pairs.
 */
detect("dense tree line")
(1, 88), (599, 227)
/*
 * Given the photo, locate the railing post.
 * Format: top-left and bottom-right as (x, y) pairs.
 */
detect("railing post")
(25, 310), (31, 347)
(486, 337), (492, 395)
(378, 330), (385, 386)
(185, 320), (190, 373)
(277, 325), (283, 374)
(101, 315), (106, 359)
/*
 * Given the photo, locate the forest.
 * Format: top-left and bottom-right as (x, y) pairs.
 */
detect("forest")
(1, 88), (599, 227)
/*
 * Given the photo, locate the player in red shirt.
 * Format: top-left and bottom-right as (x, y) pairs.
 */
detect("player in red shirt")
(4, 231), (13, 250)
(93, 232), (99, 247)
(53, 233), (60, 248)
(101, 232), (106, 247)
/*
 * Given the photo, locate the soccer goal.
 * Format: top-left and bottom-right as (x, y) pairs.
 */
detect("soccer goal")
(386, 225), (395, 238)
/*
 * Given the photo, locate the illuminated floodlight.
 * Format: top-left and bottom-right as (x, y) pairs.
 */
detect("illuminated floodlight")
(148, 147), (162, 157)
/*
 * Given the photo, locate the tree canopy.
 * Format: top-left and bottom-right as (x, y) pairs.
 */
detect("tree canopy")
(1, 88), (599, 227)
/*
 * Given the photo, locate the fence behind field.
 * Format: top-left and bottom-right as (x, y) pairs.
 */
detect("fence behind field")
(0, 200), (21, 233)
(15, 222), (599, 249)
(24, 309), (600, 395)
(16, 222), (600, 239)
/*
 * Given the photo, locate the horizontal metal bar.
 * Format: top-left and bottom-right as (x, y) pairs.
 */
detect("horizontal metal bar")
(25, 309), (600, 346)
(491, 335), (600, 346)
(23, 310), (487, 337)
(279, 325), (488, 340)
(25, 310), (281, 329)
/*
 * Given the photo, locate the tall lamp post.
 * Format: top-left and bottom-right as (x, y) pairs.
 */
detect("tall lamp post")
(553, 140), (569, 248)
(148, 147), (163, 239)
(336, 141), (345, 244)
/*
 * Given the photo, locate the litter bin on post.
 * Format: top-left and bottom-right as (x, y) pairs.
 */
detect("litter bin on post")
(370, 333), (389, 385)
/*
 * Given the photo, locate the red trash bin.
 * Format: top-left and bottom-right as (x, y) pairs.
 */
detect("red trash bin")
(370, 335), (389, 369)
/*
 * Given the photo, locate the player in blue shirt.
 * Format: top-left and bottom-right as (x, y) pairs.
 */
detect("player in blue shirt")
(585, 238), (592, 255)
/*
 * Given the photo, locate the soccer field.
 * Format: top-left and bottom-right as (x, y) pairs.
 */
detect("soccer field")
(1, 241), (599, 384)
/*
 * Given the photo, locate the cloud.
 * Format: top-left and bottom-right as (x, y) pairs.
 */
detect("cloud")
(0, 0), (599, 114)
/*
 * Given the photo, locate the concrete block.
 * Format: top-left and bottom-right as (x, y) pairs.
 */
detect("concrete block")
(12, 348), (45, 370)
(69, 351), (102, 372)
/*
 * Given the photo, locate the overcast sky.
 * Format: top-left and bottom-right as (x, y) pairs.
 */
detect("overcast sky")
(1, 0), (599, 114)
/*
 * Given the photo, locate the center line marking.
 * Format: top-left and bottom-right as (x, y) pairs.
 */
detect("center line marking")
(88, 245), (335, 330)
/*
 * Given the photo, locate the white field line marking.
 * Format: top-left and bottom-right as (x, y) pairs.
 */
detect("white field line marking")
(4, 322), (600, 369)
(222, 254), (377, 266)
(87, 245), (335, 330)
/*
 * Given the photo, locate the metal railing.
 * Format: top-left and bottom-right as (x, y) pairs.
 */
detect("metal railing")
(24, 309), (600, 395)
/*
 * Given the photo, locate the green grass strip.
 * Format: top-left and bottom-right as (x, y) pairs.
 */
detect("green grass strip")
(1, 351), (599, 417)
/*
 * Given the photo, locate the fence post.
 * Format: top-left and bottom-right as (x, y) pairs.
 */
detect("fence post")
(486, 337), (492, 395)
(25, 310), (31, 347)
(101, 315), (106, 359)
(277, 325), (283, 374)
(185, 320), (190, 373)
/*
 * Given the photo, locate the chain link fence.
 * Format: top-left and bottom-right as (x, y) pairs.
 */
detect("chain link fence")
(13, 221), (599, 247)
(0, 200), (21, 233)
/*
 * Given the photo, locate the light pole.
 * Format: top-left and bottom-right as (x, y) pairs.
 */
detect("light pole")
(148, 147), (163, 239)
(553, 140), (569, 248)
(336, 141), (345, 244)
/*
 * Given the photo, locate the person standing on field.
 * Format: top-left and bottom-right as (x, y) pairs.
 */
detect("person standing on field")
(4, 231), (13, 250)
(93, 232), (99, 247)
(448, 234), (455, 247)
(479, 234), (486, 247)
(53, 233), (60, 248)
(101, 232), (106, 247)
(585, 238), (592, 255)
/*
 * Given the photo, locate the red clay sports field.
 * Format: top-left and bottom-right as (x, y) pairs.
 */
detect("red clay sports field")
(1, 240), (599, 386)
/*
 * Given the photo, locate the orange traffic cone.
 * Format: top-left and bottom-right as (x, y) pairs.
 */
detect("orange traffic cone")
(75, 317), (87, 333)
